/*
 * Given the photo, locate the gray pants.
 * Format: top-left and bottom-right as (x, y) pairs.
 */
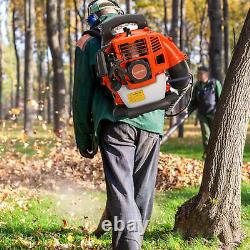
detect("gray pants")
(99, 121), (160, 250)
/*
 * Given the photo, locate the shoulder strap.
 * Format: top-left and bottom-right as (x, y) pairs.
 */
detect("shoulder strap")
(76, 28), (101, 50)
(82, 28), (101, 40)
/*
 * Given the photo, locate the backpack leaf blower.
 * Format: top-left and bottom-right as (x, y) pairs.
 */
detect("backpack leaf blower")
(96, 14), (193, 119)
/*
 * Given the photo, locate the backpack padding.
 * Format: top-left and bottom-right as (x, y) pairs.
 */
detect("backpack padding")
(101, 14), (148, 45)
(82, 29), (102, 40)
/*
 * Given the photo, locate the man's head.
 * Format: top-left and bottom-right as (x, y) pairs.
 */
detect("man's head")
(87, 0), (122, 27)
(197, 66), (209, 83)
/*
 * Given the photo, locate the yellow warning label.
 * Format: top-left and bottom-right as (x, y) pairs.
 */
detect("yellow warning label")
(127, 90), (145, 104)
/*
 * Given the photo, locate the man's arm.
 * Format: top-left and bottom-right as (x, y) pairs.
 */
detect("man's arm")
(72, 38), (98, 158)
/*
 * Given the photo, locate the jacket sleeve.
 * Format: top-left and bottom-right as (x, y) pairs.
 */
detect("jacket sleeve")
(188, 84), (198, 115)
(72, 40), (96, 151)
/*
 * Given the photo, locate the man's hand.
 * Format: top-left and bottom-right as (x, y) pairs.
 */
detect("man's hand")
(79, 147), (98, 159)
(79, 136), (98, 159)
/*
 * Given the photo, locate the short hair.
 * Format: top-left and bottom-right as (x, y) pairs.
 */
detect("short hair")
(198, 66), (209, 72)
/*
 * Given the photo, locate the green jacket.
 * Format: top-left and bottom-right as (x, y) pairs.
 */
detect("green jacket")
(188, 79), (222, 115)
(72, 15), (165, 152)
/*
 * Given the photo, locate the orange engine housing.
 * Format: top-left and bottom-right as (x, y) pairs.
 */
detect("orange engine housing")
(99, 27), (187, 105)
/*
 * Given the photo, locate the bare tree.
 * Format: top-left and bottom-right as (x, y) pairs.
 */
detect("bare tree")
(208, 0), (223, 83)
(199, 4), (207, 65)
(177, 0), (185, 138)
(46, 0), (66, 135)
(179, 0), (185, 51)
(174, 9), (250, 248)
(163, 0), (168, 35)
(126, 0), (131, 14)
(223, 0), (230, 74)
(191, 0), (208, 65)
(37, 46), (46, 118)
(169, 0), (180, 127)
(170, 0), (179, 45)
(58, 0), (65, 51)
(68, 9), (73, 117)
(0, 13), (2, 121)
(73, 0), (85, 37)
(73, 0), (79, 41)
(24, 0), (35, 134)
(46, 49), (52, 124)
(12, 7), (21, 109)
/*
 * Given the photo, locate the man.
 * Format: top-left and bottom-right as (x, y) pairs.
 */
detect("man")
(73, 1), (165, 249)
(188, 66), (222, 157)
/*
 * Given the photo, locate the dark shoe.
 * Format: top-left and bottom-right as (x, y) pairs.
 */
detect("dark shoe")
(93, 207), (112, 238)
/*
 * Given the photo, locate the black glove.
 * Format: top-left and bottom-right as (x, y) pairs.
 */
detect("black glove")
(79, 147), (98, 159)
(79, 135), (98, 159)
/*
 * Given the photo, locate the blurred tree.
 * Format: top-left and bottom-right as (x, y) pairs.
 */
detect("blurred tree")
(208, 0), (223, 83)
(46, 0), (66, 135)
(134, 0), (163, 31)
(73, 0), (85, 40)
(65, 0), (74, 117)
(12, 5), (21, 109)
(223, 0), (230, 74)
(67, 9), (73, 117)
(58, 0), (65, 51)
(36, 0), (47, 118)
(177, 0), (185, 138)
(46, 49), (52, 124)
(174, 9), (250, 248)
(179, 0), (185, 51)
(170, 0), (179, 45)
(0, 12), (2, 120)
(24, 0), (35, 134)
(169, 0), (179, 128)
(126, 0), (131, 14)
(163, 0), (168, 35)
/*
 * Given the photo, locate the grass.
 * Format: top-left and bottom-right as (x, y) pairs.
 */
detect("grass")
(161, 122), (250, 162)
(0, 120), (249, 249)
(0, 121), (57, 159)
(0, 183), (249, 249)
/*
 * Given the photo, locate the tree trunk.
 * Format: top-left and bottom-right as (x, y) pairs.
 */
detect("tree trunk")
(46, 0), (66, 135)
(37, 49), (45, 118)
(46, 49), (52, 124)
(58, 0), (65, 51)
(163, 0), (168, 35)
(12, 7), (21, 109)
(68, 10), (73, 117)
(179, 0), (185, 51)
(126, 0), (131, 14)
(208, 0), (223, 83)
(24, 0), (35, 134)
(73, 0), (81, 40)
(11, 80), (15, 109)
(223, 0), (230, 75)
(199, 5), (207, 65)
(169, 0), (180, 127)
(0, 13), (2, 121)
(82, 0), (87, 32)
(177, 0), (185, 138)
(174, 9), (250, 248)
(170, 0), (179, 45)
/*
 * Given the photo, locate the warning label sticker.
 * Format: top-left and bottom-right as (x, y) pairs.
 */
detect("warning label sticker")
(127, 90), (145, 104)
